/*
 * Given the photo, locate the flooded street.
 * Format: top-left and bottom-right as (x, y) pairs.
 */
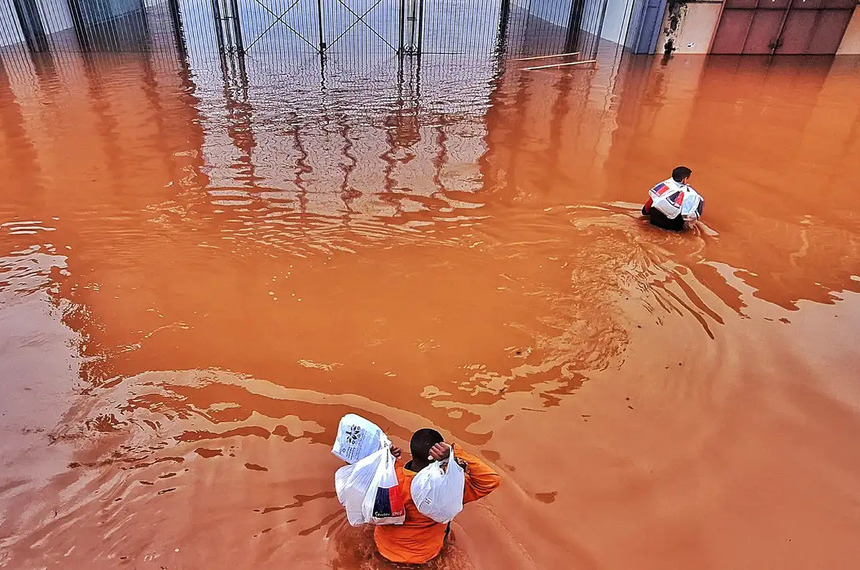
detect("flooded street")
(1, 45), (860, 569)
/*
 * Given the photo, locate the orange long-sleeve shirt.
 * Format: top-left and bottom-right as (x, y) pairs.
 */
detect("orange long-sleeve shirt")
(374, 448), (501, 564)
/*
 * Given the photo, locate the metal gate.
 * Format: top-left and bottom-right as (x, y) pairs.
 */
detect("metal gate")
(233, 0), (402, 55)
(711, 0), (856, 54)
(1, 0), (611, 61)
(176, 0), (506, 56)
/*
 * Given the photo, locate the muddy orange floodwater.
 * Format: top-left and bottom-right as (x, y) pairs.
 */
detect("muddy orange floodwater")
(1, 48), (859, 570)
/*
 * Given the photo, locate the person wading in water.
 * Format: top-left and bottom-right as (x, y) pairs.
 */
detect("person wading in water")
(374, 428), (501, 565)
(642, 166), (704, 231)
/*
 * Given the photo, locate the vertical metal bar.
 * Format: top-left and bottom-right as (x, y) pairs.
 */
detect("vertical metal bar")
(271, 0), (280, 56)
(211, 0), (226, 54)
(92, 0), (114, 52)
(125, 0), (138, 51)
(137, 0), (151, 51)
(313, 0), (320, 56)
(322, 0), (328, 56)
(115, 0), (129, 51)
(12, 0), (49, 52)
(398, 0), (405, 54)
(40, 0), (54, 51)
(89, 0), (101, 52)
(565, 0), (585, 54)
(128, 0), (141, 50)
(40, 0), (55, 51)
(167, 0), (187, 57)
(185, 0), (194, 52)
(100, 0), (112, 51)
(68, 0), (90, 52)
(113, 0), (125, 51)
(523, 0), (532, 56)
(237, 43), (248, 99)
(229, 0), (243, 54)
(138, 0), (149, 51)
(54, 0), (71, 51)
(408, 0), (415, 52)
(317, 0), (325, 53)
(219, 0), (230, 50)
(593, 0), (609, 59)
(416, 0), (424, 55)
(495, 0), (510, 58)
(219, 0), (232, 51)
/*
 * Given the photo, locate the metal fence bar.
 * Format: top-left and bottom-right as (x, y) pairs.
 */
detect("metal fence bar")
(12, 0), (49, 52)
(166, 0), (186, 56)
(415, 0), (423, 55)
(397, 0), (404, 53)
(316, 0), (324, 52)
(210, 0), (225, 52)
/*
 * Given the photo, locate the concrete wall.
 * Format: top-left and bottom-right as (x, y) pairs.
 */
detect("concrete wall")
(837, 5), (860, 55)
(659, 0), (722, 54)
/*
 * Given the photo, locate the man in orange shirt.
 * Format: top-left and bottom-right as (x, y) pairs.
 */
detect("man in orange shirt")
(374, 428), (501, 564)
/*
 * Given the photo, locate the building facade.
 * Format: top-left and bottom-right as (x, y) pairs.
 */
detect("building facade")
(600, 0), (860, 55)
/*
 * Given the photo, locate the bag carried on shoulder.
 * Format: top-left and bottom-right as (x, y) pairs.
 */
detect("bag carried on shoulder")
(335, 446), (405, 526)
(410, 444), (466, 524)
(332, 413), (388, 464)
(649, 178), (704, 222)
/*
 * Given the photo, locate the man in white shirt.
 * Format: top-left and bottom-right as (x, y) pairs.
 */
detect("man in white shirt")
(641, 166), (704, 231)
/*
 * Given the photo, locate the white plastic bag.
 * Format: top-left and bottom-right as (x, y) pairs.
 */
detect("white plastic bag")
(649, 178), (685, 219)
(332, 414), (388, 464)
(680, 187), (704, 222)
(410, 445), (466, 524)
(649, 178), (704, 222)
(335, 447), (405, 526)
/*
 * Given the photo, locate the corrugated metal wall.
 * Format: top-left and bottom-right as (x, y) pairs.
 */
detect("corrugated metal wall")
(712, 0), (856, 54)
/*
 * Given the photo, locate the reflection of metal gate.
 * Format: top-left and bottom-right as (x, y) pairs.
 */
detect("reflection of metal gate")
(712, 0), (855, 54)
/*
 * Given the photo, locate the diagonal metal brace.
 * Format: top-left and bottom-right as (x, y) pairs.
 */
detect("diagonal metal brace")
(328, 0), (395, 52)
(245, 0), (320, 52)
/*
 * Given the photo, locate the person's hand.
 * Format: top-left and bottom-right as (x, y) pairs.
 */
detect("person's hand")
(390, 445), (402, 459)
(428, 442), (451, 462)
